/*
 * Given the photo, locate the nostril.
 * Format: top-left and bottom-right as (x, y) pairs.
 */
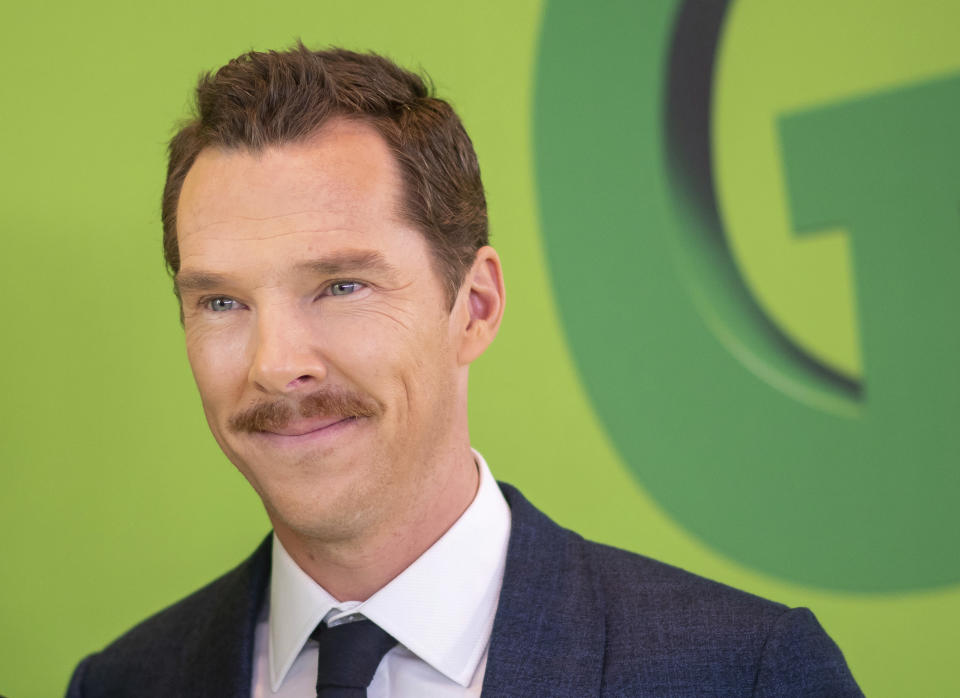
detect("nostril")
(286, 375), (314, 389)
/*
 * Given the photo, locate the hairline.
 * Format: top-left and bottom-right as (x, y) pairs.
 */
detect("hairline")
(166, 115), (469, 311)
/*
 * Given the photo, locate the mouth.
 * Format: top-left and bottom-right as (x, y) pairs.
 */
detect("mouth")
(253, 415), (361, 445)
(265, 416), (354, 436)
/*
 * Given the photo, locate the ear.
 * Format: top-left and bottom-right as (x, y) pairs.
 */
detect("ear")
(456, 246), (506, 365)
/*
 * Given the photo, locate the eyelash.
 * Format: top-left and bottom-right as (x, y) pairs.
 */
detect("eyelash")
(197, 280), (366, 312)
(324, 280), (365, 297)
(200, 296), (244, 312)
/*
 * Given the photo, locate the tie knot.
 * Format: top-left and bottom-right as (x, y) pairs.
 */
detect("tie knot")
(312, 618), (398, 695)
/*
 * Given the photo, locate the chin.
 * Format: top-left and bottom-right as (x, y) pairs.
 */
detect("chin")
(258, 470), (384, 542)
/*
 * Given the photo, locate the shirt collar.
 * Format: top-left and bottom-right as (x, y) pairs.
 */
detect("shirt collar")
(268, 449), (511, 690)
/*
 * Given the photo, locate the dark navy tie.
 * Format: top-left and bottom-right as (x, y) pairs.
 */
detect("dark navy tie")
(311, 618), (398, 697)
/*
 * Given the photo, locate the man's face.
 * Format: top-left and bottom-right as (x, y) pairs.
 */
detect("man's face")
(175, 120), (468, 542)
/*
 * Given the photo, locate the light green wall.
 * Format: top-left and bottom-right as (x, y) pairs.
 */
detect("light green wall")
(0, 1), (956, 696)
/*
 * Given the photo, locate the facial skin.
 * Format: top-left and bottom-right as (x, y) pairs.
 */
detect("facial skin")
(175, 119), (505, 600)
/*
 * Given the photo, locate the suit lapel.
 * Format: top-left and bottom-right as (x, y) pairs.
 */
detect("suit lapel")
(179, 535), (272, 697)
(168, 488), (605, 697)
(482, 484), (605, 697)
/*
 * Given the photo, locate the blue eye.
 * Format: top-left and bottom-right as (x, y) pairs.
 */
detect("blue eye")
(207, 297), (239, 312)
(329, 281), (363, 296)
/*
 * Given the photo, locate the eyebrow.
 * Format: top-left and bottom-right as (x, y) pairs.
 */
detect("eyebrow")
(298, 250), (398, 278)
(174, 250), (399, 294)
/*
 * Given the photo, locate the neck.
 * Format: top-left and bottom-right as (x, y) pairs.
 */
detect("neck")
(271, 444), (480, 601)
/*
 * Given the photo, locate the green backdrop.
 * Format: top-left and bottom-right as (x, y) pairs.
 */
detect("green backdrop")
(2, 1), (957, 695)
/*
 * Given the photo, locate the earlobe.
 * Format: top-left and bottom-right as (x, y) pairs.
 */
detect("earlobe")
(458, 246), (506, 365)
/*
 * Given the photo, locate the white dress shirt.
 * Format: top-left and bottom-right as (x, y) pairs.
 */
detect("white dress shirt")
(250, 450), (512, 697)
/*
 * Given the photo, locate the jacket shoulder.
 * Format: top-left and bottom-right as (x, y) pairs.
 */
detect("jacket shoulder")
(67, 536), (271, 697)
(496, 482), (861, 696)
(578, 531), (862, 696)
(583, 537), (787, 629)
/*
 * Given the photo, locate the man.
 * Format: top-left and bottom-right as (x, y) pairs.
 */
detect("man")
(67, 45), (863, 697)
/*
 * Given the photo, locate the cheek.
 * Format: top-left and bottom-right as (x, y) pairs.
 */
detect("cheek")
(338, 306), (450, 364)
(319, 311), (452, 410)
(319, 308), (411, 365)
(398, 325), (459, 409)
(184, 324), (252, 412)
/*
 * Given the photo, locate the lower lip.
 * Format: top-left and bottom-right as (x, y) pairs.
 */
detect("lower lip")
(253, 417), (361, 447)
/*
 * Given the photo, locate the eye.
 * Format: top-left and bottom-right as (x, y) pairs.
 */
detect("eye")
(328, 281), (364, 296)
(205, 297), (241, 312)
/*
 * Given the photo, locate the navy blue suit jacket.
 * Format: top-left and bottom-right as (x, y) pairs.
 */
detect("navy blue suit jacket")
(67, 483), (863, 696)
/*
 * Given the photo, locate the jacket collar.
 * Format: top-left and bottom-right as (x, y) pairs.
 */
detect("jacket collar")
(179, 535), (272, 697)
(173, 481), (605, 697)
(481, 483), (606, 697)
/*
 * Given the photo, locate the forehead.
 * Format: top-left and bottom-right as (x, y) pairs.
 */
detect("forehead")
(176, 120), (415, 275)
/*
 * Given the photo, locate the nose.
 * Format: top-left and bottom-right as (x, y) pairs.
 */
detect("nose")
(247, 304), (327, 395)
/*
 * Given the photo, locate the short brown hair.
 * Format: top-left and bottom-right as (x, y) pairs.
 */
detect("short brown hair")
(161, 44), (488, 307)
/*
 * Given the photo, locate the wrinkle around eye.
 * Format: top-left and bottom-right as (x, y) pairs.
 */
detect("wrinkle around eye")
(336, 298), (418, 333)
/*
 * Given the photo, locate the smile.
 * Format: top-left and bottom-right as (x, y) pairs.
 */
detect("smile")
(254, 416), (361, 445)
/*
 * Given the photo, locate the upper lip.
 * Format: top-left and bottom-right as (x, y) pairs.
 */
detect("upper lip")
(263, 416), (351, 436)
